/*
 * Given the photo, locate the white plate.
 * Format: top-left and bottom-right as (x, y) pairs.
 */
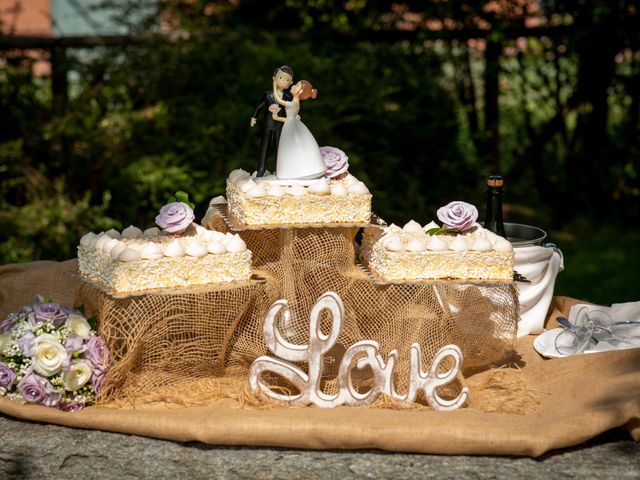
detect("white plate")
(534, 327), (640, 359)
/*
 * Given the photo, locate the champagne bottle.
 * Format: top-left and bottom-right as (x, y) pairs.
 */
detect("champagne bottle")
(484, 175), (507, 238)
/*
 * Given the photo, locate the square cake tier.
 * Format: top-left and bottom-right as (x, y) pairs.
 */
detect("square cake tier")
(361, 222), (514, 282)
(78, 225), (252, 294)
(225, 169), (372, 227)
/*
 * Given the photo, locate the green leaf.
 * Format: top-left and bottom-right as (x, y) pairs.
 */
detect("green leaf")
(175, 191), (189, 203)
(76, 304), (86, 315)
(426, 227), (457, 236)
(87, 315), (98, 332)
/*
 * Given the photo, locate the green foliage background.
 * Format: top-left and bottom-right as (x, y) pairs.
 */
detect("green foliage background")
(1, 1), (639, 304)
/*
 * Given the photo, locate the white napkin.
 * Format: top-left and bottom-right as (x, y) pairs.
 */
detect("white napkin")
(516, 245), (564, 336)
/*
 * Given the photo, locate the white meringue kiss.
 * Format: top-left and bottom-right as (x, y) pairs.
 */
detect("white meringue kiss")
(102, 237), (120, 253)
(423, 221), (439, 232)
(207, 240), (227, 255)
(347, 181), (369, 195)
(228, 169), (247, 183)
(105, 228), (122, 240)
(471, 237), (493, 252)
(143, 227), (161, 238)
(94, 234), (110, 250)
(406, 236), (427, 252)
(246, 183), (267, 198)
(185, 241), (208, 258)
(288, 184), (307, 197)
(238, 178), (256, 193)
(118, 248), (142, 262)
(428, 236), (448, 251)
(307, 178), (331, 195)
(140, 243), (163, 260)
(382, 233), (405, 252)
(122, 225), (143, 239)
(330, 183), (348, 196)
(79, 232), (96, 247)
(402, 220), (423, 234)
(209, 195), (226, 206)
(110, 242), (127, 260)
(493, 237), (513, 252)
(163, 239), (185, 258)
(225, 235), (247, 253)
(449, 236), (469, 252)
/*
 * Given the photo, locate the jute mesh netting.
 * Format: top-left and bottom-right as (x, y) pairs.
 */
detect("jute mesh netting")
(77, 210), (519, 407)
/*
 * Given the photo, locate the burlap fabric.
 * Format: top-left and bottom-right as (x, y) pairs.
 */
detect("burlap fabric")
(72, 218), (518, 404)
(1, 261), (639, 456)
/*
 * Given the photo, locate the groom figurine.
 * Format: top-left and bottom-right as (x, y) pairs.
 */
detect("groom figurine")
(250, 65), (294, 177)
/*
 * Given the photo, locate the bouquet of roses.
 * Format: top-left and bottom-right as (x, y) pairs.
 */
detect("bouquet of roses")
(0, 295), (109, 411)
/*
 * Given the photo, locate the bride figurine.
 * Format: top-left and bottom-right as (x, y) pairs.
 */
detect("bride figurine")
(272, 79), (327, 181)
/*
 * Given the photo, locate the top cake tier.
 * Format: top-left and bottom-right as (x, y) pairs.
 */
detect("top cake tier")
(225, 169), (372, 227)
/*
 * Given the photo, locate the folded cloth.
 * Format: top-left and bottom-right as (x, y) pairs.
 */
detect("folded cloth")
(516, 246), (564, 336)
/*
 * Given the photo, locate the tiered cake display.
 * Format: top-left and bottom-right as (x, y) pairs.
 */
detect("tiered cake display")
(71, 66), (518, 409)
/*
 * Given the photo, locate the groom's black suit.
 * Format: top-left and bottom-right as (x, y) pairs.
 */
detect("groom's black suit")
(253, 89), (293, 177)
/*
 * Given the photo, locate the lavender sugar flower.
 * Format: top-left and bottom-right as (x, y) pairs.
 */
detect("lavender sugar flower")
(436, 201), (478, 233)
(155, 202), (195, 234)
(320, 146), (349, 179)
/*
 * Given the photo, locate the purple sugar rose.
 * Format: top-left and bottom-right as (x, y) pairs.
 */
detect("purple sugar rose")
(34, 302), (68, 326)
(155, 202), (195, 234)
(17, 332), (36, 357)
(0, 363), (16, 390)
(436, 201), (478, 232)
(320, 146), (349, 179)
(17, 370), (46, 404)
(86, 336), (110, 372)
(59, 400), (85, 412)
(64, 333), (85, 354)
(0, 312), (19, 333)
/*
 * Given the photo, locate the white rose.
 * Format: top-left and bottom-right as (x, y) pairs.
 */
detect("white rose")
(0, 334), (11, 354)
(63, 360), (93, 391)
(32, 333), (68, 377)
(66, 315), (92, 339)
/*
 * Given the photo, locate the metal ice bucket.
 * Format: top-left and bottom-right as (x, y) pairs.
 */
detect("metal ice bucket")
(503, 223), (549, 247)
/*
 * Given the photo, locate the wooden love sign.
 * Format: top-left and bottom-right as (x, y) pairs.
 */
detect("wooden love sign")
(249, 292), (468, 410)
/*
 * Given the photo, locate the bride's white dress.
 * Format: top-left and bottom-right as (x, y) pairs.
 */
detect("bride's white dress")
(276, 101), (327, 180)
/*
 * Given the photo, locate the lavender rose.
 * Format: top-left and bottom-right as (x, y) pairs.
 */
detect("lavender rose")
(17, 370), (46, 404)
(34, 302), (68, 326)
(0, 312), (19, 333)
(155, 202), (195, 234)
(86, 336), (110, 372)
(17, 332), (36, 357)
(320, 146), (349, 179)
(59, 400), (85, 412)
(436, 201), (478, 232)
(92, 369), (105, 395)
(41, 381), (62, 407)
(63, 333), (85, 354)
(0, 363), (16, 390)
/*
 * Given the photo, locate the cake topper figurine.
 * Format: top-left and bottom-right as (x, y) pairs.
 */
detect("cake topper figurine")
(271, 79), (327, 180)
(250, 65), (294, 178)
